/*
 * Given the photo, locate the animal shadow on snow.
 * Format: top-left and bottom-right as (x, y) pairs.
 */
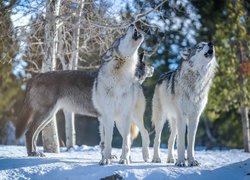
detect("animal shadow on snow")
(0, 157), (59, 170)
(176, 158), (250, 180)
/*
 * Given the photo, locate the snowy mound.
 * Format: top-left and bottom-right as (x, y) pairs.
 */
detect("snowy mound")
(0, 145), (249, 180)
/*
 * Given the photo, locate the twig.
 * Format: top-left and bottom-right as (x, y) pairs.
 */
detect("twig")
(88, 0), (168, 29)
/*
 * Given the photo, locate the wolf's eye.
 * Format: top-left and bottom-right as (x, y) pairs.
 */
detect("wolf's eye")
(197, 44), (204, 51)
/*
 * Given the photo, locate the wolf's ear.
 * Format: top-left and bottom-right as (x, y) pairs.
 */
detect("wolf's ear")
(180, 48), (191, 60)
(139, 51), (144, 62)
(101, 48), (113, 62)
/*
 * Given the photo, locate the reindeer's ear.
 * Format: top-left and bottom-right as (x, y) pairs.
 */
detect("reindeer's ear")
(101, 48), (113, 62)
(139, 51), (144, 62)
(180, 48), (191, 60)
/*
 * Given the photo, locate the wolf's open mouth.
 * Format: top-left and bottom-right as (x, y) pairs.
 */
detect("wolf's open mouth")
(205, 49), (213, 58)
(132, 28), (141, 40)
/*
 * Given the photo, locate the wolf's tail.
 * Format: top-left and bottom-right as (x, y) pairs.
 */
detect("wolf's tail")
(130, 123), (139, 141)
(15, 99), (32, 139)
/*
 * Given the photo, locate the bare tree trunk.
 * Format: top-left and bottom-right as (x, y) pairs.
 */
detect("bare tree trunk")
(65, 0), (84, 149)
(204, 118), (217, 144)
(236, 40), (250, 153)
(42, 116), (60, 153)
(42, 0), (61, 153)
(240, 105), (250, 152)
(64, 111), (76, 148)
(69, 0), (84, 70)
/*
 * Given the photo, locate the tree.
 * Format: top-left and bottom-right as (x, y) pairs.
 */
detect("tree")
(64, 0), (85, 149)
(41, 0), (61, 153)
(0, 0), (21, 144)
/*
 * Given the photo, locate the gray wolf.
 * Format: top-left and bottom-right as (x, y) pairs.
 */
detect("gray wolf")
(92, 24), (147, 165)
(151, 42), (217, 166)
(15, 29), (152, 159)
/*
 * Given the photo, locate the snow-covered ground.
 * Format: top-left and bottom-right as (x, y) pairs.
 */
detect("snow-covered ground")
(0, 145), (249, 180)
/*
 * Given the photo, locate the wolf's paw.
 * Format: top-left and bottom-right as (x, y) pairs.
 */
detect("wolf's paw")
(99, 158), (111, 165)
(119, 158), (130, 165)
(188, 159), (200, 167)
(175, 160), (186, 167)
(167, 157), (175, 164)
(152, 156), (161, 163)
(28, 151), (45, 157)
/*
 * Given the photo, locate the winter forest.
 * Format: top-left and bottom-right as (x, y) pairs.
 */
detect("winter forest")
(0, 0), (250, 179)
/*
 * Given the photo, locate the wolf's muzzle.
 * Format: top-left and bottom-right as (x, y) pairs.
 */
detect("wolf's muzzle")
(205, 42), (214, 58)
(132, 26), (142, 40)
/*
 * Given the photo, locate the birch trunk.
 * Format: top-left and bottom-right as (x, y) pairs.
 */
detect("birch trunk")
(64, 0), (84, 149)
(42, 0), (61, 153)
(69, 0), (84, 70)
(64, 111), (76, 148)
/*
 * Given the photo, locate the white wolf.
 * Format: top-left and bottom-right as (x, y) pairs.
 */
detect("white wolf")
(151, 42), (217, 166)
(92, 24), (146, 165)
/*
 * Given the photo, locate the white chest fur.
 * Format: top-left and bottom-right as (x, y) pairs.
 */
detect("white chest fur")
(92, 54), (138, 117)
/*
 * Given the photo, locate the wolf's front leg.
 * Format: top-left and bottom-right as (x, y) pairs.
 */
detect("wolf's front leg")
(187, 118), (200, 166)
(167, 119), (177, 164)
(98, 119), (105, 159)
(175, 118), (186, 167)
(117, 118), (131, 164)
(152, 120), (164, 163)
(133, 111), (150, 162)
(99, 119), (114, 165)
(135, 121), (150, 162)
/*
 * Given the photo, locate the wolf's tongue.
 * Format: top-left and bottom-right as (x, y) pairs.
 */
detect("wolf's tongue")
(205, 49), (213, 57)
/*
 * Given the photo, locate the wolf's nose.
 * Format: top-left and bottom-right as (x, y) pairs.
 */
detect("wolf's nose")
(208, 42), (213, 47)
(129, 24), (135, 27)
(208, 49), (213, 54)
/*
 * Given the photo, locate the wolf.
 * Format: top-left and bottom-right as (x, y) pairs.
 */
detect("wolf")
(151, 42), (217, 167)
(98, 51), (153, 163)
(92, 24), (147, 165)
(15, 26), (152, 160)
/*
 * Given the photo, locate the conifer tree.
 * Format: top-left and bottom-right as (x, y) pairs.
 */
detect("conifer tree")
(0, 0), (21, 143)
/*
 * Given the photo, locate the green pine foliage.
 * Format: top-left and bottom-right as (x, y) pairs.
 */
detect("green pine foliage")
(0, 1), (21, 121)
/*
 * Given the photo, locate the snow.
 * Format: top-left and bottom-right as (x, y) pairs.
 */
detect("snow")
(0, 145), (250, 180)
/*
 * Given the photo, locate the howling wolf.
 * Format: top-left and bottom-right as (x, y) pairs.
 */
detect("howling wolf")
(92, 24), (146, 165)
(15, 25), (152, 160)
(151, 42), (217, 167)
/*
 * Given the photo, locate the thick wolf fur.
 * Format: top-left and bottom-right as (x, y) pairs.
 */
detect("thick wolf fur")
(151, 42), (217, 167)
(16, 45), (152, 158)
(92, 24), (148, 165)
(16, 70), (98, 156)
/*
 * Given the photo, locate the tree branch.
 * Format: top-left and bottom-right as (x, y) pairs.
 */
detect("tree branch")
(88, 0), (168, 29)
